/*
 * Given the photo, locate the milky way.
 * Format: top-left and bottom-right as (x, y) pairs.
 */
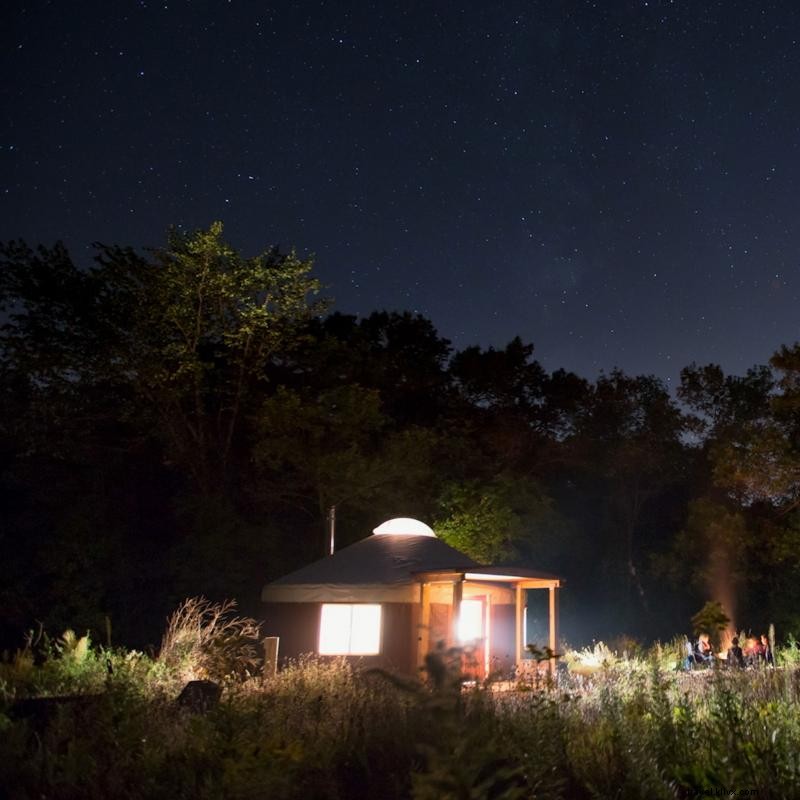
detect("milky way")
(2, 1), (799, 384)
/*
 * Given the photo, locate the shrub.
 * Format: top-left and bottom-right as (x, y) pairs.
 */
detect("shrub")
(0, 628), (111, 700)
(777, 633), (800, 667)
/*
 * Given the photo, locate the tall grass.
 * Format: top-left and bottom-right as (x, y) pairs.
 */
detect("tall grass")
(3, 633), (800, 799)
(158, 597), (262, 683)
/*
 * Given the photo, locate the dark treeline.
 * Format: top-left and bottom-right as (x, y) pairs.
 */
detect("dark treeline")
(1, 223), (799, 650)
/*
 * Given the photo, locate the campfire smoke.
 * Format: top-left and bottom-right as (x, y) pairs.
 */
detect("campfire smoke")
(708, 541), (736, 655)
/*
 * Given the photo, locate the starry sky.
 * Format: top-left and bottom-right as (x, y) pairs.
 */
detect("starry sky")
(2, 1), (799, 385)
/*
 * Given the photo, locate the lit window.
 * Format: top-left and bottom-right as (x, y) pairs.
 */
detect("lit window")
(458, 599), (483, 642)
(319, 604), (382, 655)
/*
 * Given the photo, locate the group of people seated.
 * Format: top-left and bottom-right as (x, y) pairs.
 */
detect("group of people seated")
(684, 632), (775, 670)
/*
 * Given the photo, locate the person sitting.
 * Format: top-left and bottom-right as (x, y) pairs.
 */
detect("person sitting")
(694, 633), (714, 666)
(745, 635), (763, 667)
(760, 634), (775, 667)
(727, 636), (745, 669)
(683, 637), (696, 670)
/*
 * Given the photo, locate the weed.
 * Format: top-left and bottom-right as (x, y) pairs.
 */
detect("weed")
(158, 597), (261, 683)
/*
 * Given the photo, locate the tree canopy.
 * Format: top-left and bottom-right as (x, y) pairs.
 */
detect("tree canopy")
(2, 223), (800, 647)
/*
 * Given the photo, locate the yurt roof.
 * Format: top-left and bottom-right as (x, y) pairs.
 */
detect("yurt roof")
(262, 519), (478, 603)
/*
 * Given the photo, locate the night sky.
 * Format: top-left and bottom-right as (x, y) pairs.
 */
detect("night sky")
(2, 1), (799, 384)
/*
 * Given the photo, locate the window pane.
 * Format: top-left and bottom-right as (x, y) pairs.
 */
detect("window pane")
(319, 604), (382, 655)
(349, 605), (382, 654)
(319, 604), (353, 654)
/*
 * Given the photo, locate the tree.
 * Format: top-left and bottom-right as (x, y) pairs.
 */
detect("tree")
(566, 370), (690, 614)
(0, 222), (323, 491)
(691, 600), (730, 648)
(675, 359), (800, 631)
(450, 337), (546, 411)
(678, 358), (800, 511)
(678, 362), (775, 439)
(281, 311), (454, 427)
(434, 475), (568, 565)
(254, 384), (439, 555)
(117, 222), (323, 490)
(661, 498), (747, 622)
(447, 338), (568, 477)
(0, 224), (323, 645)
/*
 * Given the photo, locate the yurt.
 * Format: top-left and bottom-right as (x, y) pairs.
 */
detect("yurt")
(262, 517), (562, 678)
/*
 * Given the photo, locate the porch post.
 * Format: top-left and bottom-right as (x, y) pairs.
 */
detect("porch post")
(515, 584), (524, 669)
(548, 583), (559, 673)
(418, 581), (431, 669)
(262, 636), (279, 681)
(451, 576), (464, 647)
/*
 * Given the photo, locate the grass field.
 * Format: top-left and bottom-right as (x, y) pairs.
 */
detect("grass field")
(2, 630), (800, 800)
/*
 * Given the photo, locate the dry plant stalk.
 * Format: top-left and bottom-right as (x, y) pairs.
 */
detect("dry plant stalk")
(159, 597), (261, 682)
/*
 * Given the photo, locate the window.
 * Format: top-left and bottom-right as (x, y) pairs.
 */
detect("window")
(319, 604), (382, 655)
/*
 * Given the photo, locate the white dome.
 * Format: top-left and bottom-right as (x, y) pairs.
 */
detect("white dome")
(372, 517), (436, 537)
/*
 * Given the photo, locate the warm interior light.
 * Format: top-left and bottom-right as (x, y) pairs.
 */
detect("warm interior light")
(372, 518), (436, 536)
(458, 599), (483, 642)
(319, 604), (382, 655)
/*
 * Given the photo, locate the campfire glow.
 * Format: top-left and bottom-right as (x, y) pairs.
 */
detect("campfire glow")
(709, 535), (736, 661)
(717, 629), (736, 661)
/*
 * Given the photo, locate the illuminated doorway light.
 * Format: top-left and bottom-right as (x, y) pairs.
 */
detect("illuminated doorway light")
(458, 599), (484, 642)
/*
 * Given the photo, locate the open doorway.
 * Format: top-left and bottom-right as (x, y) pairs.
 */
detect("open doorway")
(458, 596), (489, 678)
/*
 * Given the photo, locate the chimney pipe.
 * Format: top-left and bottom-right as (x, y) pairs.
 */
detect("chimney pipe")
(328, 505), (336, 555)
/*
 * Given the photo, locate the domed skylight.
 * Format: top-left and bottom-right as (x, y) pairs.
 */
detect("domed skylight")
(372, 517), (436, 537)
